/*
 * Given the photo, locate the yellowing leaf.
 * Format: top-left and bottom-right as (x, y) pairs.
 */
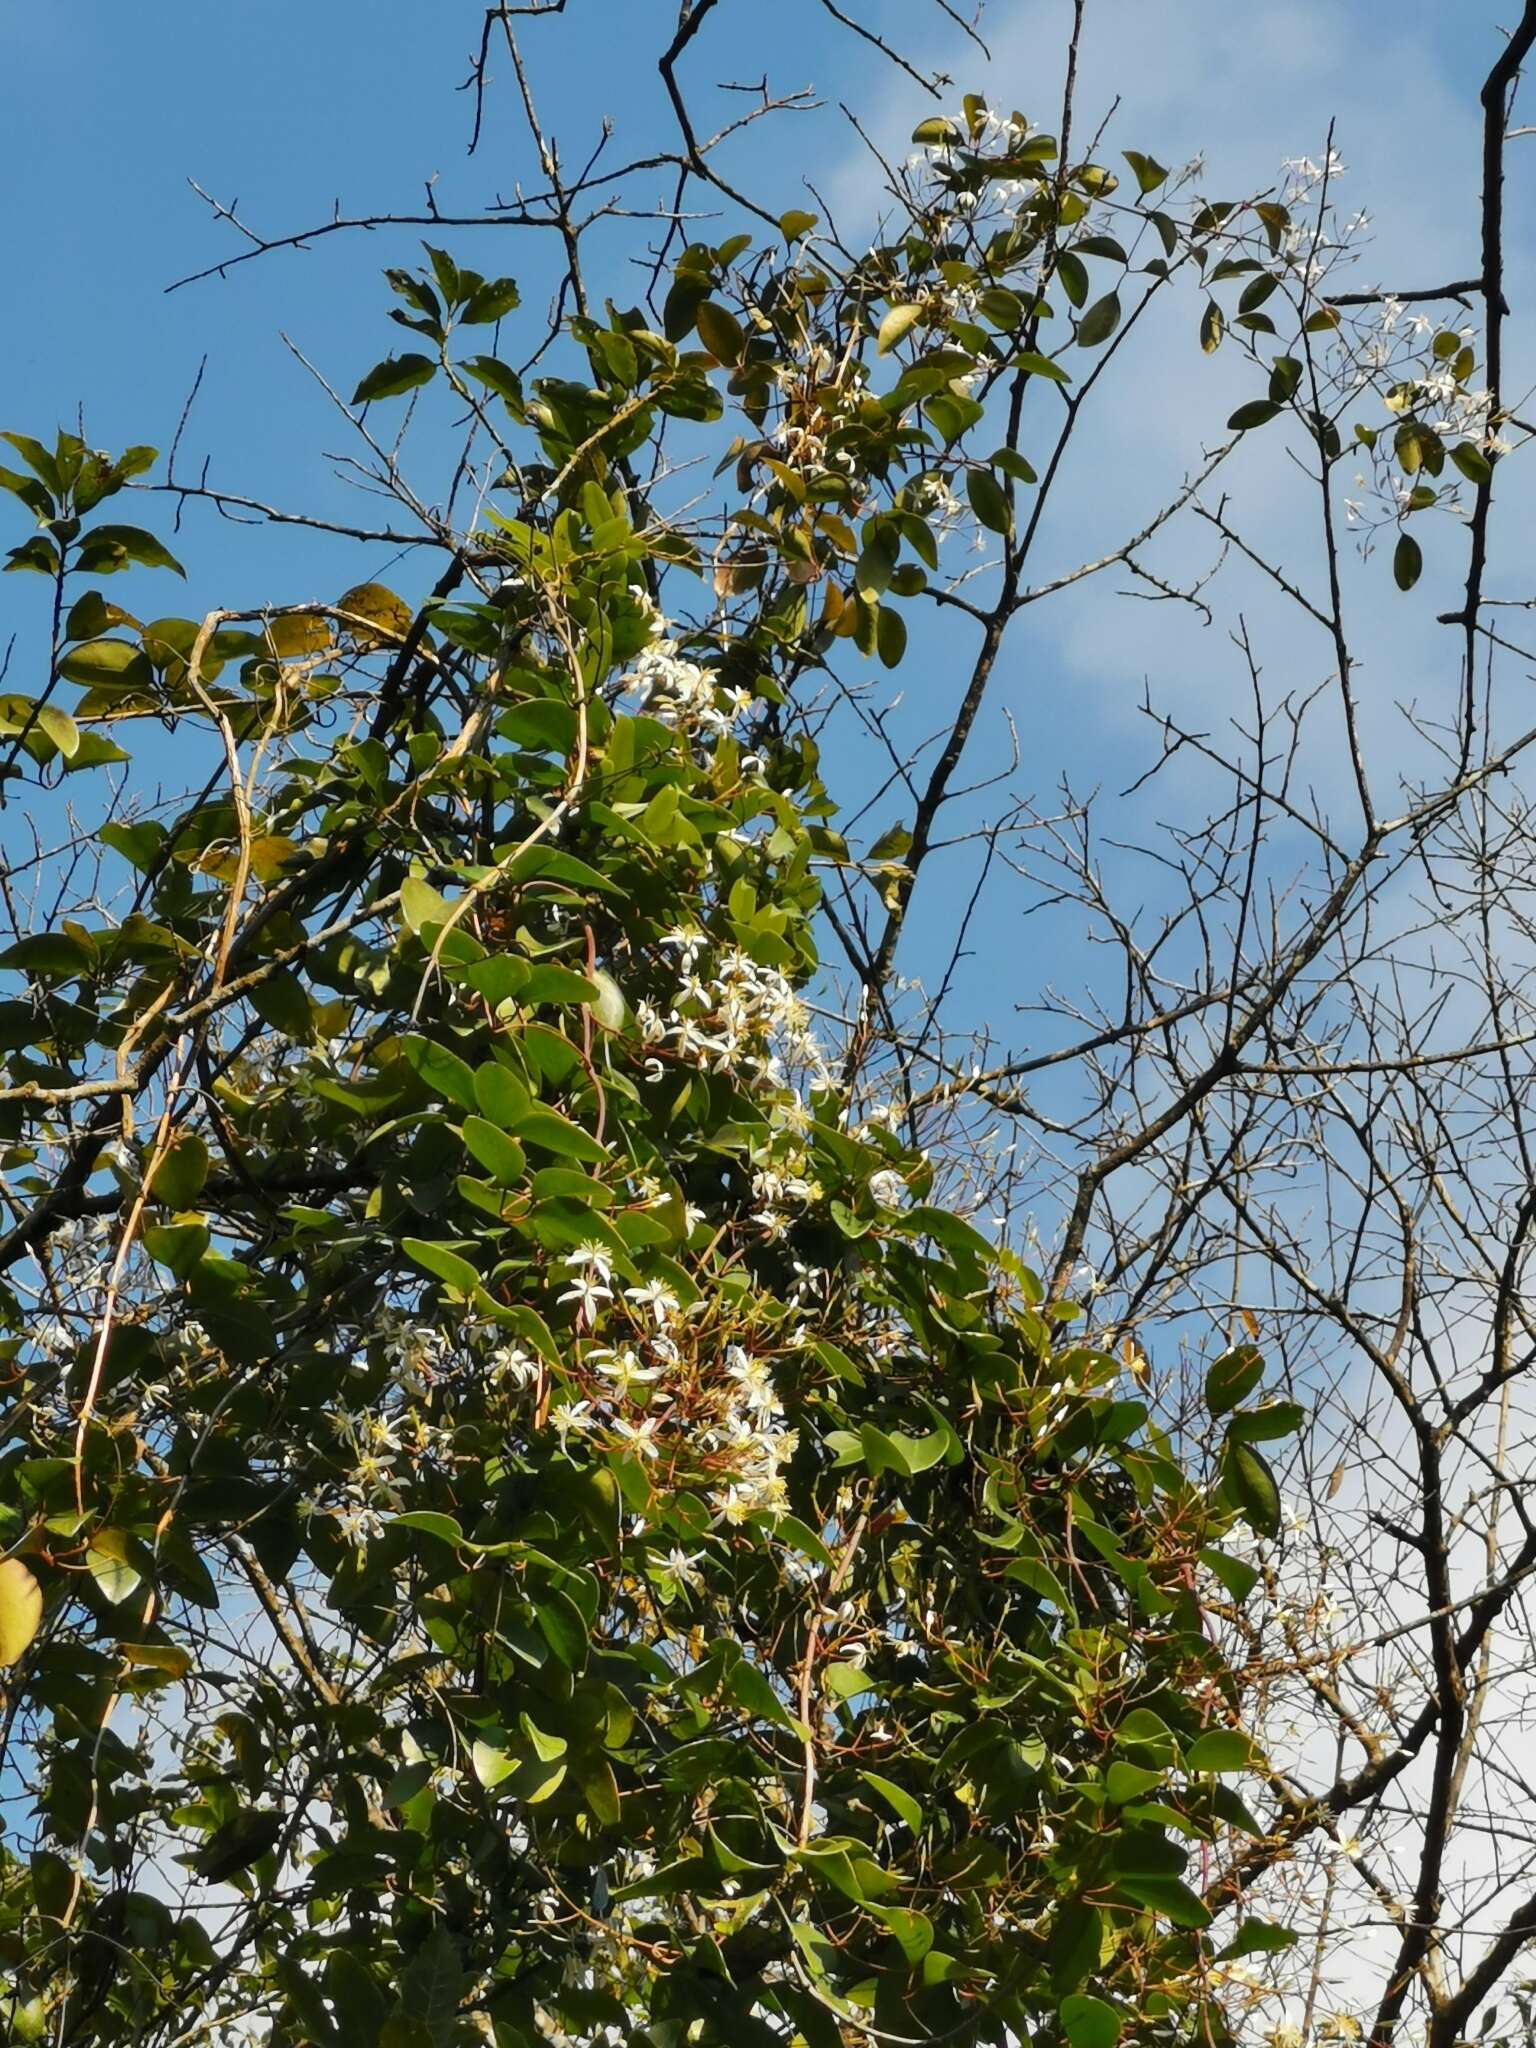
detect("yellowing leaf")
(336, 583), (414, 652)
(0, 1557), (43, 1666)
(87, 1529), (145, 1606)
(264, 612), (332, 658)
(120, 1642), (193, 1680)
(694, 301), (746, 365)
(877, 303), (924, 355)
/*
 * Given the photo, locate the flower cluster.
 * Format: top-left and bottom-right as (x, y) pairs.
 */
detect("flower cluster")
(293, 1310), (470, 1550)
(635, 926), (830, 1089)
(618, 622), (754, 742)
(545, 1238), (801, 1524)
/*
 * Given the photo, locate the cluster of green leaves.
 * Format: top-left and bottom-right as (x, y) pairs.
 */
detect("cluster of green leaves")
(0, 91), (1298, 2048)
(1187, 177), (1497, 592)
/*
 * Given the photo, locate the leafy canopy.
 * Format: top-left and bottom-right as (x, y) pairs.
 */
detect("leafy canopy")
(0, 85), (1303, 2048)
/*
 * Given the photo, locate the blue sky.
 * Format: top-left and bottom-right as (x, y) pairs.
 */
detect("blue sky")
(1, 0), (1503, 580)
(2, 0), (1530, 1113)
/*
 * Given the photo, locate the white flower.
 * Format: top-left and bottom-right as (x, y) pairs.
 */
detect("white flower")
(551, 1399), (594, 1445)
(658, 925), (708, 972)
(335, 1502), (386, 1550)
(625, 1278), (680, 1328)
(611, 1414), (661, 1460)
(726, 1348), (781, 1420)
(664, 1548), (705, 1593)
(563, 1241), (614, 1283)
(489, 1342), (539, 1389)
(589, 1344), (661, 1398)
(558, 1272), (611, 1319)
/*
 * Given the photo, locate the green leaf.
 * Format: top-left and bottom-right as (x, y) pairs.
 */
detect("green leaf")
(1394, 531), (1423, 591)
(1, 432), (61, 491)
(461, 276), (521, 324)
(730, 1655), (809, 1737)
(63, 732), (131, 773)
(513, 1105), (607, 1163)
(400, 876), (453, 933)
(869, 1904), (934, 1965)
(978, 286), (1024, 329)
(1227, 1400), (1305, 1443)
(99, 820), (165, 873)
(36, 707), (80, 759)
(1201, 1545), (1258, 1602)
(193, 1809), (284, 1883)
(1200, 299), (1224, 353)
(855, 534), (897, 602)
(876, 603), (908, 669)
(57, 637), (155, 694)
(536, 1589), (589, 1668)
(1076, 292), (1121, 348)
(1223, 1438), (1281, 1539)
(578, 1756), (622, 1826)
(1105, 1760), (1163, 1804)
(859, 1770), (923, 1833)
(587, 969), (628, 1033)
(1185, 1729), (1257, 1773)
(521, 964), (601, 1007)
(1060, 1995), (1121, 2048)
(402, 1237), (483, 1299)
(474, 1061), (531, 1128)
(76, 524), (185, 577)
(0, 462), (54, 520)
(462, 355), (524, 407)
(1057, 252), (1088, 308)
(858, 1422), (911, 1477)
(1113, 1874), (1210, 1927)
(1220, 1918), (1297, 1959)
(1228, 400), (1281, 431)
(352, 354), (437, 404)
(967, 466), (1012, 536)
(1451, 440), (1493, 486)
(248, 968), (313, 1041)
(149, 1131), (210, 1209)
(1122, 150), (1169, 194)
(401, 1034), (478, 1111)
(398, 1930), (463, 2040)
(992, 446), (1038, 485)
(1012, 351), (1071, 383)
(0, 932), (93, 976)
(1048, 1902), (1103, 1994)
(393, 1512), (465, 1547)
(460, 1116), (527, 1188)
(1205, 1344), (1263, 1415)
(144, 1220), (210, 1279)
